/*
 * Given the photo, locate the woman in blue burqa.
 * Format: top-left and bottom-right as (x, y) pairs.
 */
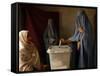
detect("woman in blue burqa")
(61, 10), (94, 68)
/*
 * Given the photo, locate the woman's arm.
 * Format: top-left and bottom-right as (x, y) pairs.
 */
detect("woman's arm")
(60, 38), (72, 45)
(77, 41), (80, 50)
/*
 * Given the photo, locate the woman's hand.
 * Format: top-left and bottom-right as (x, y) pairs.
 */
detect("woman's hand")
(77, 41), (80, 50)
(60, 38), (72, 45)
(60, 38), (65, 43)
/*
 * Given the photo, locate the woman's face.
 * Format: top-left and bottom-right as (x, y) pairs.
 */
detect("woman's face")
(27, 33), (33, 43)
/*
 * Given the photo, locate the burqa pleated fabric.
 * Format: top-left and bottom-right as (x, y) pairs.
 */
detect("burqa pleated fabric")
(43, 19), (58, 49)
(69, 10), (94, 68)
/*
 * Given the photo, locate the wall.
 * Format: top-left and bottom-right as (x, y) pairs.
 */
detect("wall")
(36, 6), (97, 39)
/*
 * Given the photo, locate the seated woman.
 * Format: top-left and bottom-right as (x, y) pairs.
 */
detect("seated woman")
(19, 30), (41, 72)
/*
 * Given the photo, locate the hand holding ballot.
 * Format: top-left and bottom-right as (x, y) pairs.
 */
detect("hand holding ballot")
(59, 38), (72, 45)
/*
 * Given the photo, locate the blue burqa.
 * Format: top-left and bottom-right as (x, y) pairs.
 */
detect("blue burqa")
(43, 19), (58, 65)
(43, 19), (58, 49)
(69, 10), (94, 68)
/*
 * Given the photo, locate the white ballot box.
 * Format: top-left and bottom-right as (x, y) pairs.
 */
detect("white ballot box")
(47, 45), (72, 70)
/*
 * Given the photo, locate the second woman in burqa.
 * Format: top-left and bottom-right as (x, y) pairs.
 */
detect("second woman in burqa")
(60, 10), (94, 68)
